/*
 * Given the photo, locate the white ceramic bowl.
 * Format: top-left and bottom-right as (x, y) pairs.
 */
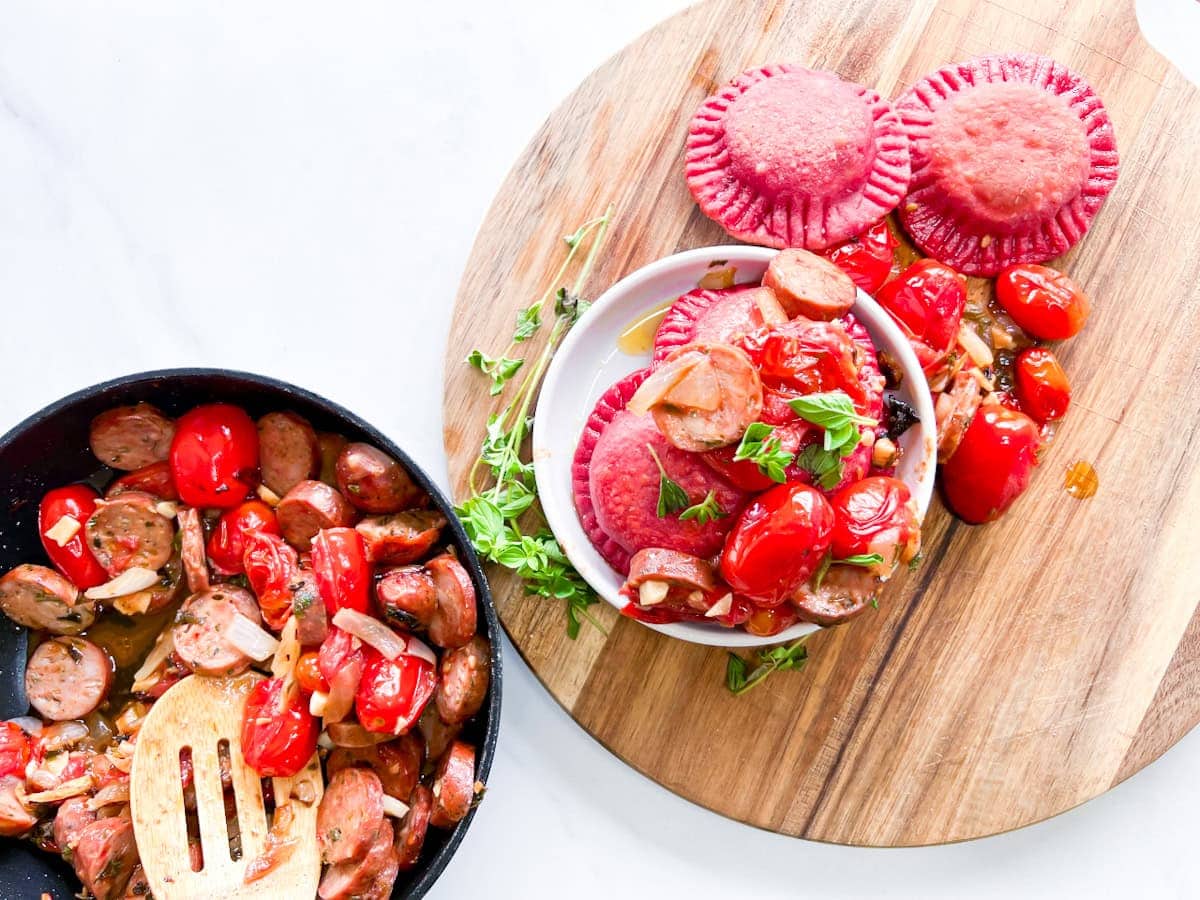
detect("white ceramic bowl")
(533, 246), (937, 647)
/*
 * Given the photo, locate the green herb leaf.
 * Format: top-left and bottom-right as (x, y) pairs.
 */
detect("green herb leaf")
(555, 287), (590, 325)
(725, 637), (810, 696)
(678, 489), (726, 525)
(834, 553), (884, 568)
(870, 597), (880, 609)
(647, 444), (689, 517)
(725, 653), (748, 693)
(732, 422), (795, 483)
(513, 303), (542, 342)
(907, 551), (924, 572)
(812, 552), (832, 589)
(796, 444), (843, 490)
(467, 350), (524, 396)
(789, 391), (876, 458)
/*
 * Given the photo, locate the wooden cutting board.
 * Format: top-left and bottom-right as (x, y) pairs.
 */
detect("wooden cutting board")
(441, 0), (1200, 845)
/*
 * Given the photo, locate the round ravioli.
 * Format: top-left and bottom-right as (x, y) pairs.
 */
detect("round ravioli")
(686, 64), (911, 250)
(572, 370), (746, 575)
(652, 285), (775, 363)
(897, 53), (1119, 275)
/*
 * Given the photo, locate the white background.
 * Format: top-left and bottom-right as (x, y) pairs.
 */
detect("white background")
(1, 1), (1198, 897)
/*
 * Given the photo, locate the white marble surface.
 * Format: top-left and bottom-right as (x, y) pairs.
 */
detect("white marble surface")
(1, 1), (1197, 897)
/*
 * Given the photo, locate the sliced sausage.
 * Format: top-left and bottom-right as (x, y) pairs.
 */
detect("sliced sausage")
(317, 767), (386, 865)
(356, 510), (446, 565)
(172, 586), (262, 676)
(276, 480), (356, 551)
(358, 846), (401, 900)
(436, 635), (490, 725)
(393, 784), (432, 871)
(26, 636), (113, 722)
(326, 732), (424, 801)
(318, 818), (396, 900)
(89, 403), (175, 472)
(429, 740), (476, 829)
(85, 491), (174, 578)
(647, 343), (763, 452)
(258, 412), (321, 496)
(291, 569), (327, 646)
(335, 443), (425, 514)
(626, 548), (718, 593)
(0, 564), (94, 634)
(73, 816), (138, 900)
(762, 248), (857, 321)
(54, 795), (98, 853)
(178, 507), (209, 593)
(936, 368), (984, 463)
(792, 564), (879, 626)
(0, 775), (37, 837)
(375, 566), (438, 630)
(417, 706), (462, 764)
(425, 555), (477, 650)
(318, 432), (348, 487)
(121, 865), (151, 899)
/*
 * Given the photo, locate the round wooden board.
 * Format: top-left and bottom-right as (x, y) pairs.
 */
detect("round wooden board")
(442, 0), (1200, 846)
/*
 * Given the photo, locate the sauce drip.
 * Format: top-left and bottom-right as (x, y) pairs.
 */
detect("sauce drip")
(617, 302), (671, 356)
(1064, 460), (1098, 499)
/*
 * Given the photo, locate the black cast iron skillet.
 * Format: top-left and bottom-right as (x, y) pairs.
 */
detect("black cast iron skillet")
(0, 368), (502, 899)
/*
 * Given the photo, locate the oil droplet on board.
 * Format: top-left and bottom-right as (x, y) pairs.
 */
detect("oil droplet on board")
(617, 302), (672, 356)
(1064, 460), (1098, 499)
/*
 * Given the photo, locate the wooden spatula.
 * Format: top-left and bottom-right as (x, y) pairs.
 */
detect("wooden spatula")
(131, 672), (324, 899)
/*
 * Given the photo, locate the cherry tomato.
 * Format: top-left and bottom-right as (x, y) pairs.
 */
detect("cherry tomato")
(317, 627), (364, 687)
(208, 501), (280, 576)
(38, 485), (108, 590)
(169, 403), (259, 509)
(874, 259), (967, 368)
(745, 605), (799, 637)
(1014, 347), (1071, 423)
(355, 648), (437, 735)
(720, 482), (835, 606)
(295, 651), (328, 694)
(241, 677), (319, 777)
(820, 221), (897, 294)
(0, 722), (31, 779)
(311, 528), (372, 616)
(828, 476), (919, 566)
(941, 405), (1041, 524)
(243, 531), (300, 630)
(995, 264), (1089, 340)
(107, 461), (179, 501)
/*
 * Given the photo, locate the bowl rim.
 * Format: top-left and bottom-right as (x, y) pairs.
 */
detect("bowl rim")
(0, 367), (501, 900)
(533, 246), (937, 648)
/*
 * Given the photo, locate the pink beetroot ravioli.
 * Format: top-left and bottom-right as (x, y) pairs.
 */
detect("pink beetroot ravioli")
(652, 285), (774, 363)
(896, 54), (1119, 276)
(572, 369), (746, 575)
(686, 64), (911, 251)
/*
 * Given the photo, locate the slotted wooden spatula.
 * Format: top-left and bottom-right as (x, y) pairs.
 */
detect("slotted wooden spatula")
(131, 673), (324, 899)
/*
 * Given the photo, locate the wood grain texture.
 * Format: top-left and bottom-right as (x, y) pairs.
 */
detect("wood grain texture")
(441, 0), (1200, 845)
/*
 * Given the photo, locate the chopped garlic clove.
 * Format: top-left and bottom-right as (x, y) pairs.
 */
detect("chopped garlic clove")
(44, 515), (81, 548)
(638, 580), (669, 606)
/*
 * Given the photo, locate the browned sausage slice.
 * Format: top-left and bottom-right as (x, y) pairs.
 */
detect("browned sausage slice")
(317, 767), (385, 865)
(89, 403), (175, 471)
(425, 555), (477, 650)
(86, 491), (175, 578)
(326, 732), (423, 801)
(626, 548), (719, 594)
(429, 741), (476, 829)
(73, 816), (138, 900)
(258, 412), (321, 496)
(762, 248), (857, 321)
(0, 775), (37, 837)
(393, 784), (432, 871)
(317, 819), (396, 900)
(356, 510), (446, 565)
(436, 635), (490, 725)
(276, 480), (357, 551)
(291, 569), (327, 646)
(335, 444), (425, 514)
(26, 636), (113, 721)
(54, 795), (97, 853)
(358, 846), (401, 900)
(792, 564), (879, 626)
(178, 507), (209, 593)
(375, 566), (438, 630)
(173, 586), (262, 676)
(936, 368), (984, 463)
(0, 564), (94, 634)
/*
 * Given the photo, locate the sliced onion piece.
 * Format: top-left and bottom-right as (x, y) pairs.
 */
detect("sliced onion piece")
(331, 608), (405, 661)
(626, 354), (702, 415)
(256, 484), (282, 507)
(325, 721), (391, 748)
(662, 356), (721, 411)
(754, 287), (789, 325)
(704, 593), (733, 618)
(24, 774), (94, 804)
(131, 628), (175, 692)
(154, 501), (179, 519)
(322, 663), (361, 725)
(88, 782), (131, 811)
(308, 691), (329, 718)
(957, 322), (994, 368)
(44, 515), (81, 547)
(37, 720), (88, 753)
(381, 794), (411, 819)
(7, 717), (43, 737)
(84, 567), (161, 601)
(227, 613), (280, 662)
(401, 634), (437, 667)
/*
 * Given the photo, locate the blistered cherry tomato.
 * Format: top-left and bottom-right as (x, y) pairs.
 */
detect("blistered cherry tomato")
(37, 485), (108, 590)
(108, 461), (179, 501)
(0, 722), (31, 779)
(941, 405), (1041, 524)
(241, 677), (319, 777)
(828, 476), (919, 565)
(208, 500), (280, 576)
(1014, 347), (1071, 423)
(874, 259), (966, 368)
(317, 627), (363, 686)
(739, 319), (867, 422)
(821, 221), (897, 294)
(995, 264), (1089, 340)
(295, 651), (328, 694)
(243, 531), (300, 630)
(355, 648), (437, 735)
(169, 403), (259, 509)
(720, 482), (835, 606)
(745, 605), (799, 637)
(311, 528), (371, 616)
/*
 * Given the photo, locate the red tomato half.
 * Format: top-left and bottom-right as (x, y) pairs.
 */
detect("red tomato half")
(317, 627), (364, 686)
(241, 678), (319, 777)
(169, 404), (259, 509)
(828, 476), (919, 565)
(355, 648), (437, 735)
(38, 485), (108, 590)
(1014, 347), (1071, 423)
(296, 651), (328, 694)
(941, 405), (1041, 524)
(739, 318), (867, 421)
(720, 482), (835, 606)
(874, 259), (966, 367)
(0, 722), (30, 779)
(311, 528), (371, 616)
(107, 461), (179, 501)
(995, 264), (1090, 340)
(208, 501), (280, 576)
(243, 531), (299, 630)
(821, 220), (897, 294)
